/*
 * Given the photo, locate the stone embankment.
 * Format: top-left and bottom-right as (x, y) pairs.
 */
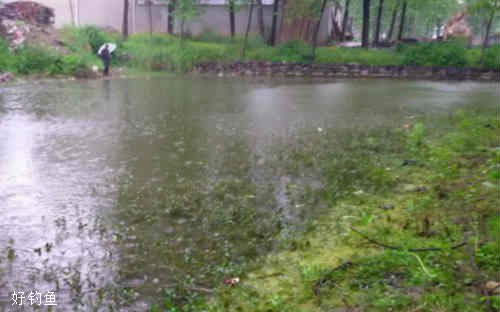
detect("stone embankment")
(0, 72), (14, 83)
(194, 62), (500, 81)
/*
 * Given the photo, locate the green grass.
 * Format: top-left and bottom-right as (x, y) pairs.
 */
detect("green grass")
(316, 46), (402, 65)
(119, 33), (499, 70)
(147, 108), (500, 311)
(1, 27), (499, 77)
(0, 26), (107, 76)
(122, 33), (235, 71)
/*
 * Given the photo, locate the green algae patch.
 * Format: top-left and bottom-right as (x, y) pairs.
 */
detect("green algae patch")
(201, 109), (500, 312)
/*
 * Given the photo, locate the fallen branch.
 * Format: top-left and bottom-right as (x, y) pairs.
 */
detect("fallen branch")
(184, 286), (215, 294)
(313, 261), (356, 298)
(350, 227), (466, 252)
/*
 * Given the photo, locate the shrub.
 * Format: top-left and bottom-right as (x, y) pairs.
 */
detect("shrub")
(2, 42), (94, 76)
(0, 38), (15, 71)
(12, 46), (61, 74)
(57, 53), (92, 75)
(277, 40), (312, 62)
(398, 40), (467, 67)
(61, 26), (121, 54)
(81, 25), (109, 53)
(483, 44), (500, 70)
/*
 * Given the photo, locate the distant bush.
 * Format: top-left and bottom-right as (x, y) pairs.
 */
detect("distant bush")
(277, 40), (312, 62)
(398, 40), (467, 67)
(12, 45), (61, 74)
(61, 25), (121, 54)
(56, 53), (93, 75)
(484, 44), (500, 70)
(0, 36), (94, 76)
(81, 26), (110, 53)
(0, 38), (15, 71)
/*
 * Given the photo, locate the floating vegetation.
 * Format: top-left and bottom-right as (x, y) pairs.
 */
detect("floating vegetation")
(205, 108), (500, 312)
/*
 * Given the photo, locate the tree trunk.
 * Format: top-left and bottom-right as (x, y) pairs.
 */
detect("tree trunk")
(168, 0), (175, 35)
(256, 0), (265, 40)
(229, 0), (236, 38)
(331, 0), (342, 41)
(311, 0), (328, 60)
(407, 11), (414, 37)
(373, 0), (383, 45)
(122, 0), (129, 39)
(270, 0), (280, 45)
(397, 1), (407, 41)
(386, 3), (398, 42)
(75, 0), (80, 26)
(361, 0), (370, 48)
(68, 0), (75, 26)
(340, 0), (350, 41)
(180, 18), (185, 43)
(242, 0), (255, 58)
(148, 0), (153, 44)
(480, 12), (494, 65)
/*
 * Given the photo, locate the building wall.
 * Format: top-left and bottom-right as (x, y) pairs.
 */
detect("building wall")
(133, 4), (170, 33)
(2, 0), (330, 43)
(79, 0), (125, 31)
(179, 5), (275, 37)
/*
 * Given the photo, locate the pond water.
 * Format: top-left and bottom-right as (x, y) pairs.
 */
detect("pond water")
(0, 77), (497, 310)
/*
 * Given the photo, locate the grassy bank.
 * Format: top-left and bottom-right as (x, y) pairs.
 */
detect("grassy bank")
(123, 33), (500, 71)
(0, 26), (119, 77)
(1, 27), (500, 77)
(148, 108), (500, 311)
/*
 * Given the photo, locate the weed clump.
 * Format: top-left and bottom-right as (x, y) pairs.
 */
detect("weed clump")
(398, 39), (468, 67)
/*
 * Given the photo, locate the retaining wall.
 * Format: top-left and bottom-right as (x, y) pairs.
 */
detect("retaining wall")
(194, 62), (500, 81)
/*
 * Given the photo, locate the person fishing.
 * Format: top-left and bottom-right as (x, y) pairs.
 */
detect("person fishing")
(99, 44), (111, 76)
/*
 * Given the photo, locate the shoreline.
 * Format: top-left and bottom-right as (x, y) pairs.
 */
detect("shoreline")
(194, 62), (500, 82)
(2, 62), (499, 85)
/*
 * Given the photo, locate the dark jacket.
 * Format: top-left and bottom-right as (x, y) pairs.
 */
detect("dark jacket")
(100, 48), (111, 65)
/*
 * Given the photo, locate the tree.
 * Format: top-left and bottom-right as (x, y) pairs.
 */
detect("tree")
(397, 0), (407, 40)
(312, 0), (328, 58)
(340, 0), (350, 41)
(148, 0), (153, 43)
(242, 0), (255, 57)
(386, 1), (399, 41)
(68, 0), (75, 26)
(168, 0), (176, 35)
(373, 0), (384, 44)
(469, 0), (500, 64)
(228, 0), (236, 38)
(173, 0), (198, 42)
(256, 0), (266, 40)
(122, 0), (129, 39)
(270, 0), (280, 45)
(361, 0), (370, 47)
